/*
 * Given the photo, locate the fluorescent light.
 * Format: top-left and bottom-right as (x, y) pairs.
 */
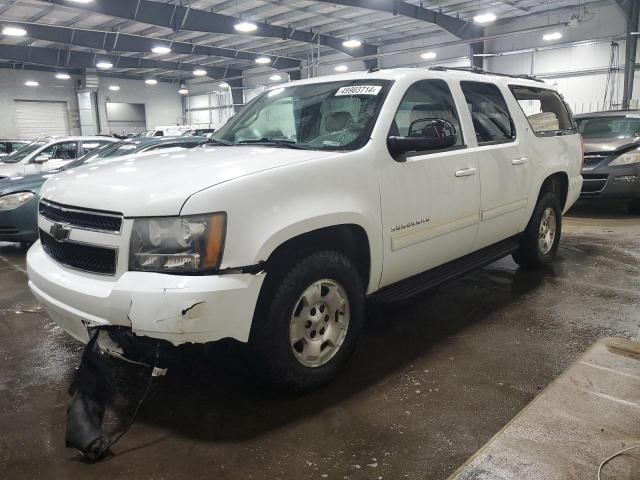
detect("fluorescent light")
(473, 13), (497, 24)
(269, 74), (282, 81)
(334, 65), (348, 72)
(55, 73), (71, 80)
(193, 69), (207, 76)
(234, 21), (258, 33)
(255, 57), (271, 64)
(152, 45), (171, 54)
(108, 85), (120, 91)
(96, 61), (113, 69)
(178, 88), (189, 95)
(2, 27), (27, 37)
(421, 51), (437, 60)
(145, 79), (158, 85)
(24, 81), (39, 87)
(342, 39), (362, 48)
(543, 32), (562, 41)
(67, 0), (93, 3)
(219, 82), (230, 88)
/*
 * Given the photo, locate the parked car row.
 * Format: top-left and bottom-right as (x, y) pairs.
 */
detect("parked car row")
(0, 136), (209, 243)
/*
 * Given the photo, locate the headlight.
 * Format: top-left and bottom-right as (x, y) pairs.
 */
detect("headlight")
(0, 192), (35, 211)
(129, 213), (226, 274)
(610, 151), (640, 166)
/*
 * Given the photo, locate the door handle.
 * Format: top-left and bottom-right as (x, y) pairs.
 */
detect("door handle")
(455, 167), (477, 177)
(512, 157), (528, 165)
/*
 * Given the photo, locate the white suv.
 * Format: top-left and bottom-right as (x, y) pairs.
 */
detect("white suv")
(27, 68), (583, 391)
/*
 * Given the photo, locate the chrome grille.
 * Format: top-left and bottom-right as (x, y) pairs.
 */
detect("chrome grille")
(39, 199), (122, 234)
(583, 154), (608, 167)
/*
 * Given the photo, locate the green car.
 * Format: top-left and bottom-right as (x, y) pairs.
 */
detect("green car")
(0, 136), (208, 243)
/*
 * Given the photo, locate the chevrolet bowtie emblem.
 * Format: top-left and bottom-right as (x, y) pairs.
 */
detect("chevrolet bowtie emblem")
(49, 222), (71, 242)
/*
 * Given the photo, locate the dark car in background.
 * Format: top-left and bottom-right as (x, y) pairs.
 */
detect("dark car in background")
(0, 139), (30, 158)
(0, 136), (208, 244)
(576, 111), (640, 214)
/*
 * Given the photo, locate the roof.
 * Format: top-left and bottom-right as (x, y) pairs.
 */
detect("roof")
(575, 110), (640, 118)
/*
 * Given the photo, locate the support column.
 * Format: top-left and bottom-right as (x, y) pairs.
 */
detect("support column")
(470, 42), (484, 69)
(623, 0), (639, 109)
(229, 78), (244, 113)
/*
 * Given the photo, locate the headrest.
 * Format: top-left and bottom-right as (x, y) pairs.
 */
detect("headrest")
(325, 111), (354, 133)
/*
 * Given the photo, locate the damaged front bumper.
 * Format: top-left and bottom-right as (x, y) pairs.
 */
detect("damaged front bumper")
(27, 241), (265, 346)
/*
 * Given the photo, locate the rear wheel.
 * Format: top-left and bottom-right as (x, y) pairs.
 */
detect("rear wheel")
(249, 250), (364, 392)
(513, 191), (562, 269)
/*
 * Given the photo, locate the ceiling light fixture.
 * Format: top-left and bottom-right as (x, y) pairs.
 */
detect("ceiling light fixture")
(334, 65), (348, 72)
(55, 73), (71, 80)
(2, 26), (27, 36)
(473, 13), (497, 24)
(24, 80), (39, 87)
(270, 74), (282, 81)
(96, 61), (113, 69)
(67, 0), (94, 3)
(109, 85), (120, 91)
(193, 68), (207, 76)
(219, 82), (230, 88)
(255, 56), (271, 64)
(179, 88), (189, 95)
(234, 21), (258, 33)
(151, 45), (171, 54)
(543, 32), (562, 41)
(145, 79), (158, 85)
(342, 39), (362, 48)
(421, 51), (437, 60)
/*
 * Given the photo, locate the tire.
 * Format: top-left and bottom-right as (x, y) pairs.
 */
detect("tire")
(512, 191), (562, 269)
(628, 200), (640, 215)
(249, 250), (364, 392)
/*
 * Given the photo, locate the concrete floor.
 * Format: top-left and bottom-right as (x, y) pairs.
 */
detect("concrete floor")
(0, 200), (639, 480)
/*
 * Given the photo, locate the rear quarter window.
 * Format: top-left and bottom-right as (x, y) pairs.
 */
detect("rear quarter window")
(509, 85), (576, 136)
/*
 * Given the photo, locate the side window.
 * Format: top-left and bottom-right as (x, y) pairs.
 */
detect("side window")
(509, 86), (576, 135)
(460, 82), (515, 145)
(0, 144), (6, 154)
(51, 141), (78, 160)
(390, 79), (463, 148)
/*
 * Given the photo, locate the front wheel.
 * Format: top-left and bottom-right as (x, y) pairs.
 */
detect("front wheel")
(513, 191), (562, 269)
(249, 250), (364, 392)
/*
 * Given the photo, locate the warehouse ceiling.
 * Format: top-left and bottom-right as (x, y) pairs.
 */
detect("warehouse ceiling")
(0, 0), (607, 82)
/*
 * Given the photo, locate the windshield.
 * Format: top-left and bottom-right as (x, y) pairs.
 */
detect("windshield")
(1, 141), (45, 163)
(211, 80), (393, 151)
(577, 116), (640, 140)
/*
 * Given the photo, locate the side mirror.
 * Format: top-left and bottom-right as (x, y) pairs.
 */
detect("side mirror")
(388, 118), (457, 159)
(33, 154), (50, 164)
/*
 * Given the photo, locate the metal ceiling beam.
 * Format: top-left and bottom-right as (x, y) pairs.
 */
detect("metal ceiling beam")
(43, 0), (378, 57)
(0, 21), (301, 69)
(311, 0), (481, 39)
(0, 43), (242, 79)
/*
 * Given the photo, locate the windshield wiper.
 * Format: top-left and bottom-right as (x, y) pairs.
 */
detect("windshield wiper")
(236, 138), (311, 150)
(205, 138), (234, 146)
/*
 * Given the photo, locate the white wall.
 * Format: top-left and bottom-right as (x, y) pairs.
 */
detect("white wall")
(96, 77), (183, 133)
(0, 69), (81, 138)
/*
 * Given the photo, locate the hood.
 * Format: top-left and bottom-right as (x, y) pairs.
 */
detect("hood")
(583, 137), (640, 155)
(0, 171), (53, 196)
(40, 146), (338, 216)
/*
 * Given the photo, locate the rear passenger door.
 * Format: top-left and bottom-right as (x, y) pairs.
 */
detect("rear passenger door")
(378, 79), (481, 287)
(460, 81), (530, 249)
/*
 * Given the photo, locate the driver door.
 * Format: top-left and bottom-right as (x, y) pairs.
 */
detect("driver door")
(378, 79), (481, 287)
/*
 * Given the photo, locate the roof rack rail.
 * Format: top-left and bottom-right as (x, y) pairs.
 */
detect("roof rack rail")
(428, 66), (545, 84)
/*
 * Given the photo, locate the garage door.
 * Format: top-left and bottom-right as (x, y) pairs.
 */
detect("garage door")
(15, 100), (70, 138)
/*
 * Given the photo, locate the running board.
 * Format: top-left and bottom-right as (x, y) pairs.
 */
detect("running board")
(371, 237), (520, 303)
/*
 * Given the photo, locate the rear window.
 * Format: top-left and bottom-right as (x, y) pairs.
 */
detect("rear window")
(509, 86), (576, 136)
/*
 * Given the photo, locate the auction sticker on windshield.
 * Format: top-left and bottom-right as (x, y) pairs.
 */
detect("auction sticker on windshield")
(335, 85), (382, 96)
